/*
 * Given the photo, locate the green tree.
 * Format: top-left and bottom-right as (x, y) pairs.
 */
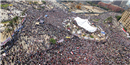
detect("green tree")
(13, 17), (17, 23)
(90, 35), (94, 38)
(123, 27), (127, 31)
(50, 38), (56, 44)
(115, 16), (121, 21)
(7, 21), (15, 32)
(42, 1), (46, 4)
(34, 2), (38, 4)
(107, 16), (112, 23)
(13, 16), (19, 29)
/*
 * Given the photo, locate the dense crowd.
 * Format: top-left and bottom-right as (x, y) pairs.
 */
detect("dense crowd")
(1, 1), (130, 65)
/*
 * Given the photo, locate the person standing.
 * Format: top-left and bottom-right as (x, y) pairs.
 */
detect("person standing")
(12, 56), (14, 63)
(2, 60), (5, 65)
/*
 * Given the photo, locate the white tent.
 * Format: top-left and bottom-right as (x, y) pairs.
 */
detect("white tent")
(74, 17), (97, 32)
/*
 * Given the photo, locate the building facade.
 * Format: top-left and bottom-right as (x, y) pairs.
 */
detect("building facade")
(112, 0), (129, 10)
(112, 0), (128, 6)
(120, 0), (128, 7)
(112, 0), (122, 6)
(119, 9), (130, 33)
(98, 2), (124, 12)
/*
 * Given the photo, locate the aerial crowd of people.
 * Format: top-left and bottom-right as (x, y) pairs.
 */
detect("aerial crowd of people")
(1, 1), (130, 65)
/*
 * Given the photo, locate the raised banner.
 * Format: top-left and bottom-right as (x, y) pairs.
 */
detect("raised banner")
(1, 37), (11, 46)
(22, 17), (26, 23)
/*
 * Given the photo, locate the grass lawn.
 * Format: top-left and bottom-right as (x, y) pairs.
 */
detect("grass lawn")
(0, 4), (3, 7)
(1, 4), (9, 8)
(104, 19), (107, 22)
(1, 4), (9, 7)
(90, 35), (94, 38)
(95, 19), (99, 21)
(1, 21), (10, 24)
(92, 19), (99, 22)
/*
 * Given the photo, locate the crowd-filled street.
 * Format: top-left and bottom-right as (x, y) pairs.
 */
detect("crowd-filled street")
(1, 1), (130, 65)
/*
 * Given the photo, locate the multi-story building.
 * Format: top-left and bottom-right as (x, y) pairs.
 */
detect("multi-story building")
(98, 2), (124, 12)
(120, 0), (128, 7)
(112, 0), (129, 10)
(119, 8), (130, 33)
(101, 0), (111, 4)
(112, 0), (122, 6)
(112, 0), (128, 6)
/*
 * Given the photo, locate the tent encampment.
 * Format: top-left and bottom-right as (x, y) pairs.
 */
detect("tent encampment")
(74, 17), (97, 32)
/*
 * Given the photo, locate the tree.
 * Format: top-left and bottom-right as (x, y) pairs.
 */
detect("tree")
(13, 16), (19, 29)
(34, 2), (38, 5)
(13, 16), (18, 22)
(7, 21), (14, 32)
(107, 16), (112, 23)
(15, 16), (18, 20)
(115, 16), (121, 21)
(42, 1), (46, 4)
(123, 27), (127, 31)
(50, 38), (56, 44)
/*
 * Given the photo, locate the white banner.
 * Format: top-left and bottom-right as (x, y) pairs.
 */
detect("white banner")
(1, 37), (11, 46)
(57, 39), (64, 43)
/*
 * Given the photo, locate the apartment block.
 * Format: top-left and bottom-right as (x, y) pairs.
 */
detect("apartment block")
(119, 9), (130, 33)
